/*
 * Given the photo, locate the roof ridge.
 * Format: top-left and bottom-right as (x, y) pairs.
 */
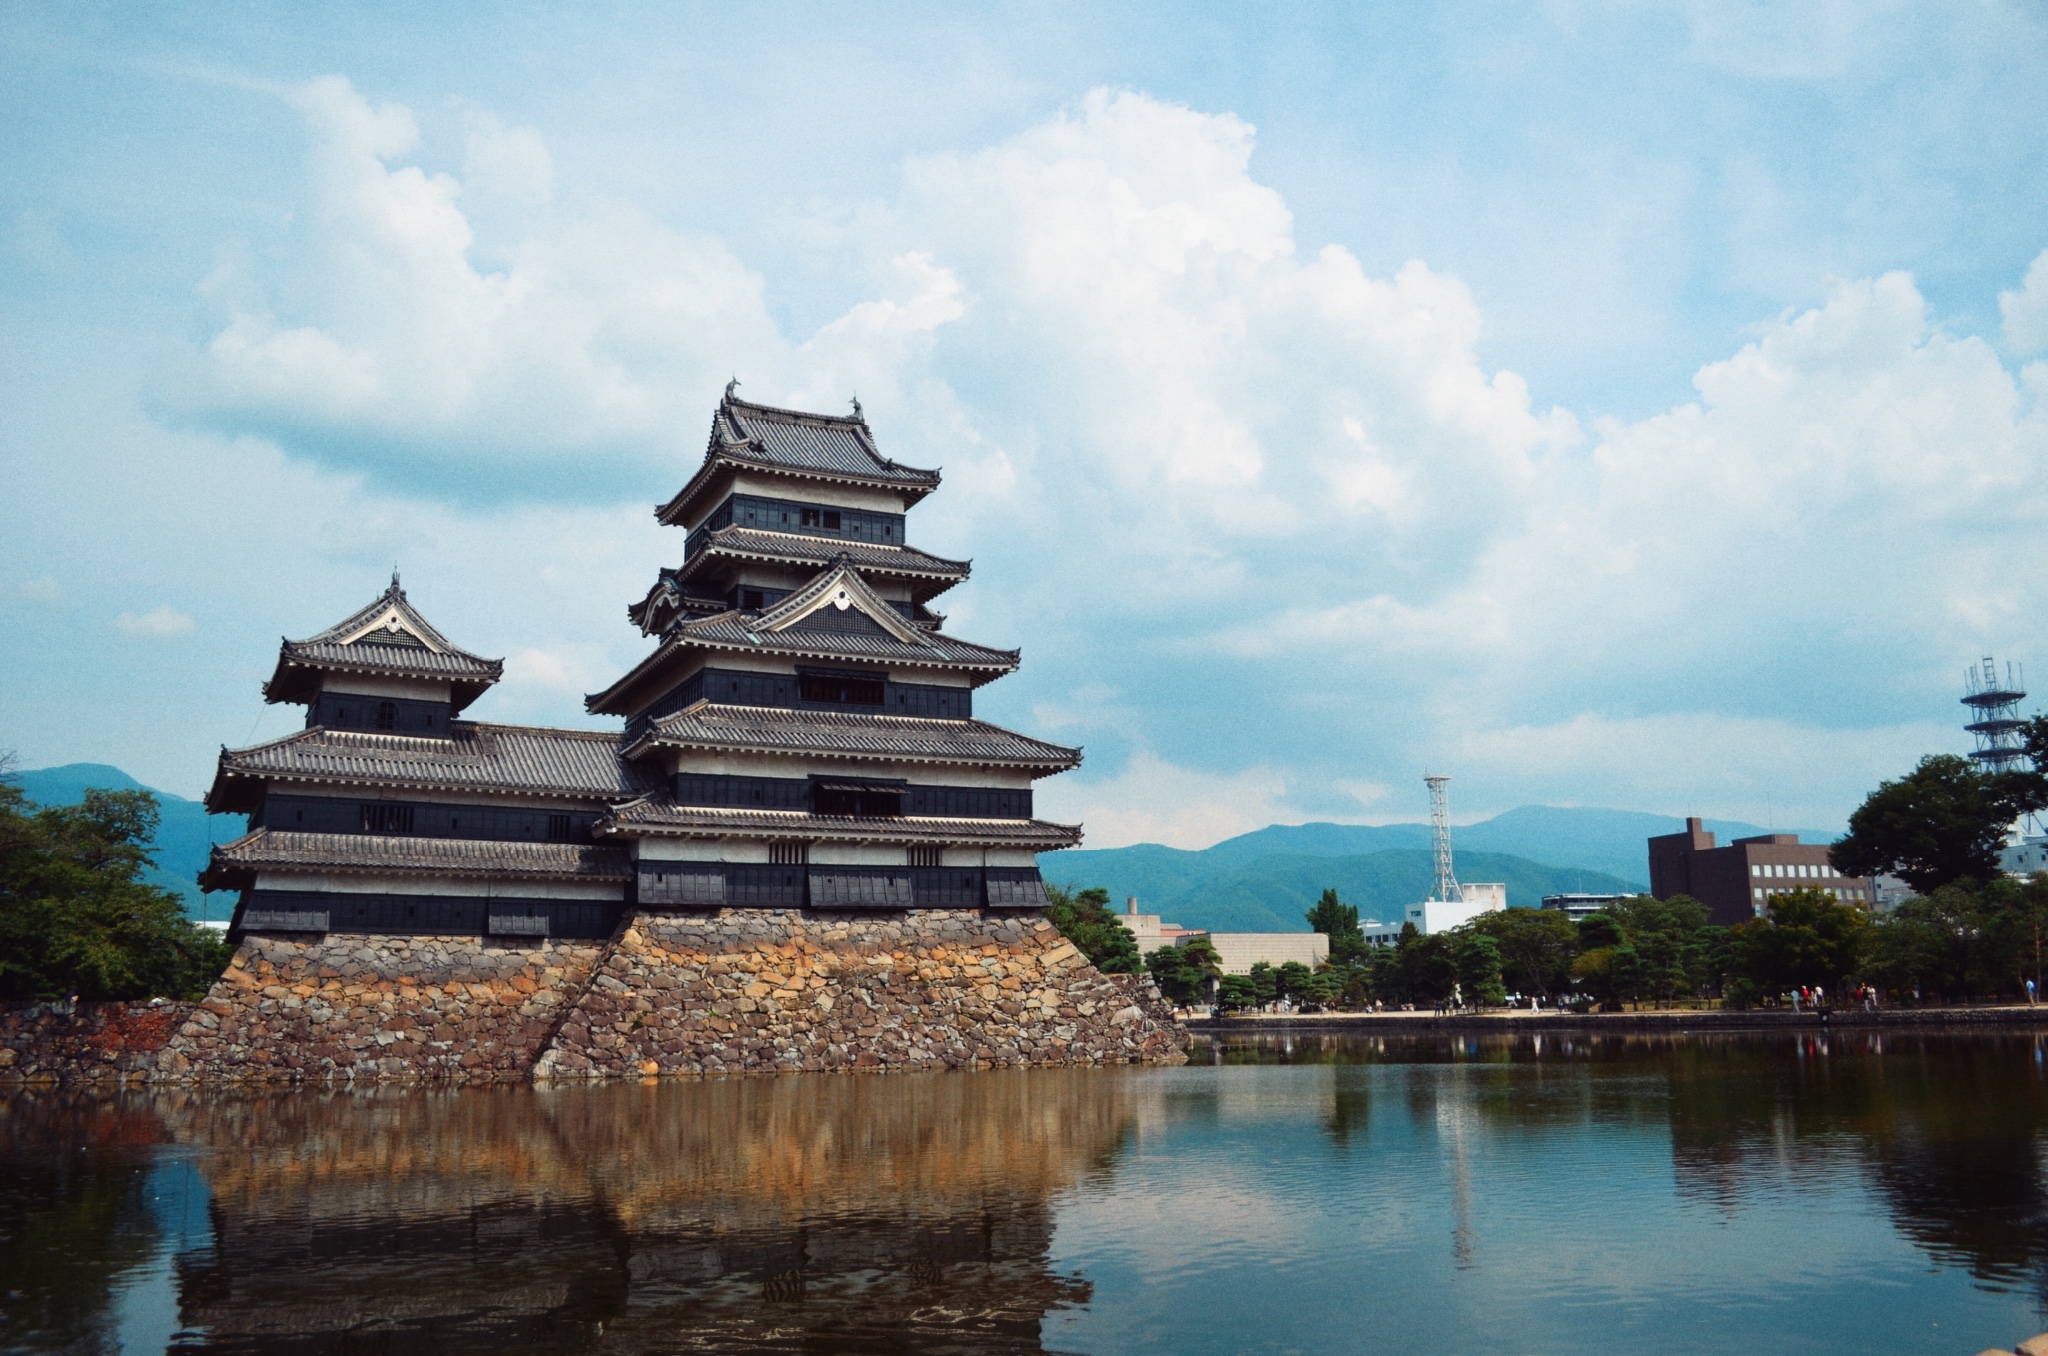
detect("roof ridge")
(723, 393), (868, 428)
(452, 719), (623, 742)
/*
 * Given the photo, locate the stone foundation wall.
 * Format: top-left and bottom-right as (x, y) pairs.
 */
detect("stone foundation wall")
(0, 1001), (195, 1084)
(535, 909), (1189, 1078)
(0, 910), (1187, 1085)
(160, 933), (608, 1083)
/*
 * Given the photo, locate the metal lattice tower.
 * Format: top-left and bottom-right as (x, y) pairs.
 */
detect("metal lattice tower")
(1963, 655), (2030, 772)
(1425, 773), (1462, 904)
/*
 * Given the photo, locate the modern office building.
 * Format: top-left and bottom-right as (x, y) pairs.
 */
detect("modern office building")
(1647, 817), (1871, 926)
(1539, 892), (1632, 922)
(1403, 882), (1506, 935)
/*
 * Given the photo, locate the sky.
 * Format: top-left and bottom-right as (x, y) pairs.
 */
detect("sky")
(3, 1), (2047, 848)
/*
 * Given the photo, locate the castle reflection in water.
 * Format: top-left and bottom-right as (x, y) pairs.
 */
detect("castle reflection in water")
(9, 1034), (2048, 1354)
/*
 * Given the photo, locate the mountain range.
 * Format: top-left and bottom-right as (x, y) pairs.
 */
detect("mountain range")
(1041, 807), (1839, 934)
(7, 764), (1840, 936)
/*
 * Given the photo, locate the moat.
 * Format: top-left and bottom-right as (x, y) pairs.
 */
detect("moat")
(7, 1031), (2048, 1354)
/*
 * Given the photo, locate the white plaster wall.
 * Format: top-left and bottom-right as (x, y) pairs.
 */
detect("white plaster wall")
(728, 470), (916, 515)
(319, 676), (455, 701)
(809, 843), (910, 866)
(664, 752), (1031, 787)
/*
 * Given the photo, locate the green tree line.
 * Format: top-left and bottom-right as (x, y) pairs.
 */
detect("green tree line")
(1047, 714), (2048, 1011)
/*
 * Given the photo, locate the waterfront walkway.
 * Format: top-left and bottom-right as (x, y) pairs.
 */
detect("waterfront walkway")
(1187, 1003), (2048, 1034)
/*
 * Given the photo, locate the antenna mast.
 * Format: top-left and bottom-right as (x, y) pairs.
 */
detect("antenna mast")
(1962, 655), (2029, 772)
(1426, 773), (1462, 904)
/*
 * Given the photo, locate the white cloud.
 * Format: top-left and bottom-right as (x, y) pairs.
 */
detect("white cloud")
(113, 606), (195, 639)
(2001, 247), (2048, 355)
(16, 577), (61, 604)
(96, 79), (2048, 838)
(190, 75), (789, 476)
(1036, 750), (1307, 851)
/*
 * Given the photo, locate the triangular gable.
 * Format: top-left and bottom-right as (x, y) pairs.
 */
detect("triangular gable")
(338, 604), (441, 651)
(755, 558), (934, 647)
(296, 576), (465, 655)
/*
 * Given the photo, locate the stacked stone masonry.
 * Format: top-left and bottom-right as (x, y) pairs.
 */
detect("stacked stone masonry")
(536, 909), (1187, 1078)
(0, 909), (1187, 1085)
(160, 934), (608, 1083)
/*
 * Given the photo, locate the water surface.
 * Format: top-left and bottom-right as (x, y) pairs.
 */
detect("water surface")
(5, 1031), (2047, 1354)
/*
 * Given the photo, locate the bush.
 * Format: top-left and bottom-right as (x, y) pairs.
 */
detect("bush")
(0, 778), (231, 1001)
(1043, 884), (1142, 973)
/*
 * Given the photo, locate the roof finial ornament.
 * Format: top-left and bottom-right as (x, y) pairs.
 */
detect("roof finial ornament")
(389, 567), (402, 594)
(850, 393), (863, 420)
(725, 376), (740, 400)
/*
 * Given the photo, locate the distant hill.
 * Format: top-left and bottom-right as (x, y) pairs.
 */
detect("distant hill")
(1042, 805), (1840, 934)
(9, 763), (239, 923)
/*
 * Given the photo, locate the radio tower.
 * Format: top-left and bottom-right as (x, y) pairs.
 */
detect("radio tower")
(1962, 655), (2029, 772)
(1425, 773), (1462, 904)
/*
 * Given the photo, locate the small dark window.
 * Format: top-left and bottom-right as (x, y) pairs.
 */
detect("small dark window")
(884, 525), (893, 538)
(822, 510), (841, 530)
(742, 589), (764, 610)
(815, 787), (902, 817)
(375, 701), (397, 730)
(547, 814), (574, 842)
(801, 508), (821, 527)
(362, 804), (415, 834)
(801, 674), (884, 705)
(294, 809), (304, 823)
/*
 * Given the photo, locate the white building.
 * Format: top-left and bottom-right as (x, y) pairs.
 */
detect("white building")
(2002, 832), (2048, 877)
(1200, 932), (1329, 975)
(1114, 897), (1203, 952)
(1404, 883), (1506, 935)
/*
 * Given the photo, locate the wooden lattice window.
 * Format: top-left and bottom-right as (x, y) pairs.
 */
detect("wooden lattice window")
(361, 804), (415, 834)
(770, 842), (810, 865)
(907, 845), (942, 868)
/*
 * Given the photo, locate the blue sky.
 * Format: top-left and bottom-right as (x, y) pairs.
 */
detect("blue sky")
(4, 1), (2047, 846)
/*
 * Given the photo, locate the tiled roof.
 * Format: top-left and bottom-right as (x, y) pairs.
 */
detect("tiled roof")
(599, 797), (1083, 849)
(656, 392), (940, 526)
(200, 828), (634, 890)
(264, 577), (503, 709)
(679, 526), (968, 587)
(587, 567), (1017, 715)
(623, 701), (1082, 773)
(206, 721), (649, 813)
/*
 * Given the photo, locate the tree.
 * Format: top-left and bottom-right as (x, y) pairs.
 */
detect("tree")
(1467, 908), (1577, 999)
(1216, 974), (1261, 1011)
(1609, 895), (1714, 1007)
(1144, 937), (1222, 1005)
(1725, 887), (1869, 996)
(1043, 884), (1142, 974)
(1305, 888), (1367, 965)
(1453, 932), (1506, 1008)
(1831, 754), (2036, 894)
(0, 779), (231, 1001)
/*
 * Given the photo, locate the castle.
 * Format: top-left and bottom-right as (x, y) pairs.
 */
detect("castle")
(185, 388), (1183, 1080)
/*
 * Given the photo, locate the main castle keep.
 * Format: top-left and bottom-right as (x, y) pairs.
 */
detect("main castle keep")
(176, 390), (1184, 1081)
